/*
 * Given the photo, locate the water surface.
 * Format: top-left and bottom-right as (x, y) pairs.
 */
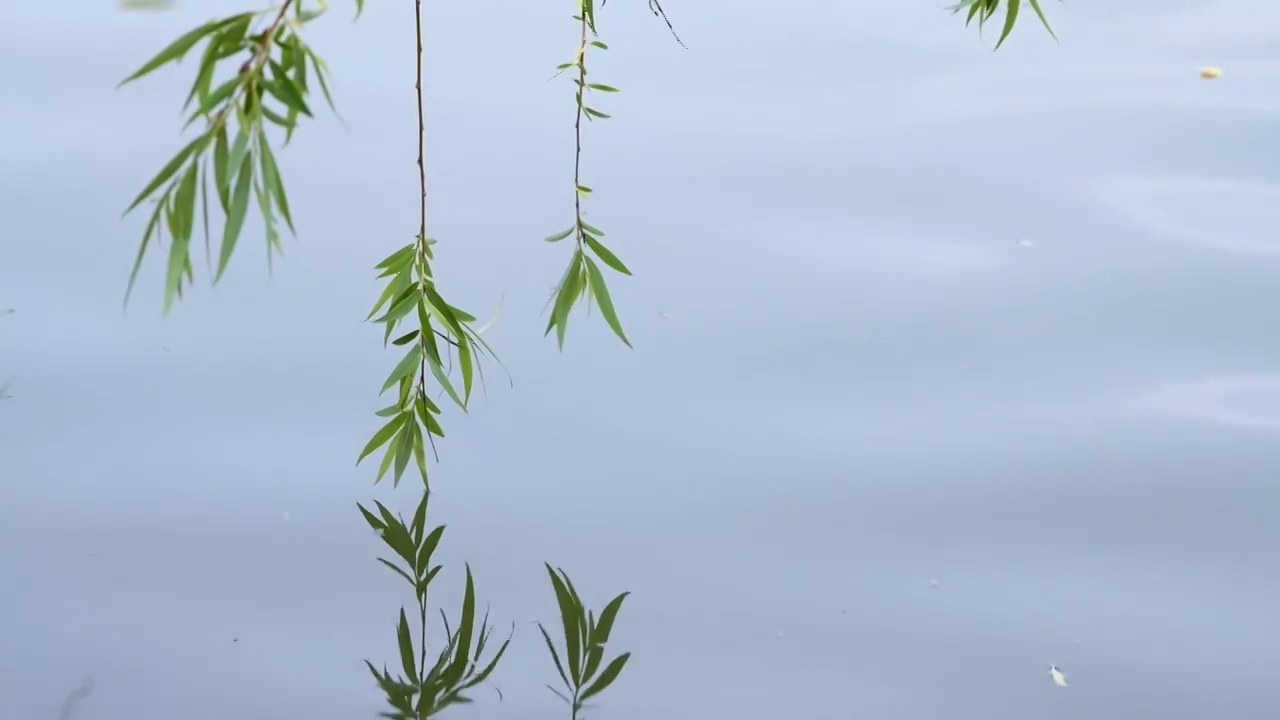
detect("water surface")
(2, 1), (1279, 718)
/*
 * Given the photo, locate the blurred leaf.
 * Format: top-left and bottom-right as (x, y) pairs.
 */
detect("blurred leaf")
(216, 150), (254, 281)
(124, 135), (207, 213)
(119, 17), (238, 86)
(545, 226), (574, 243)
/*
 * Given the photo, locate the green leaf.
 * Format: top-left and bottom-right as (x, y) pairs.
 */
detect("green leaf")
(415, 525), (444, 579)
(1027, 0), (1058, 39)
(583, 257), (631, 347)
(266, 60), (313, 117)
(587, 83), (619, 92)
(995, 0), (1020, 49)
(589, 592), (628, 651)
(215, 149), (254, 281)
(544, 226), (575, 243)
(124, 134), (208, 214)
(257, 132), (295, 233)
(392, 418), (413, 484)
(382, 344), (422, 394)
(416, 395), (445, 437)
(226, 128), (250, 186)
(537, 622), (572, 691)
(578, 652), (630, 703)
(377, 557), (416, 587)
(357, 502), (386, 532)
(211, 125), (230, 210)
(163, 205), (191, 313)
(546, 254), (585, 348)
(374, 501), (418, 568)
(444, 566), (478, 686)
(376, 243), (416, 272)
(457, 335), (474, 404)
(583, 236), (631, 275)
(391, 329), (419, 347)
(583, 107), (611, 120)
(409, 491), (429, 543)
(426, 355), (465, 411)
(546, 565), (584, 686)
(173, 161), (199, 241)
(307, 49), (339, 114)
(118, 17), (230, 86)
(459, 626), (512, 691)
(397, 608), (417, 681)
(357, 413), (408, 464)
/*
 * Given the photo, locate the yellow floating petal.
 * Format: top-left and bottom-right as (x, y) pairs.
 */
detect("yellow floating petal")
(1200, 66), (1223, 79)
(1049, 665), (1069, 687)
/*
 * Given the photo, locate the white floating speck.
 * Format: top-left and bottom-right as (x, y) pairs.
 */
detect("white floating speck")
(282, 511), (291, 522)
(1019, 240), (1035, 247)
(1049, 665), (1068, 687)
(929, 578), (940, 589)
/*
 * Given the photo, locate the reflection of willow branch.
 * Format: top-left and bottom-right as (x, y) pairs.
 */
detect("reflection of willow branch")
(56, 678), (94, 720)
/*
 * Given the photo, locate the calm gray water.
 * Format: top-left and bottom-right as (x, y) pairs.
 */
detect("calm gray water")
(3, 0), (1280, 718)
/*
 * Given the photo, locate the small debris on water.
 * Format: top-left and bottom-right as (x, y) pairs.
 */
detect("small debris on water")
(929, 578), (940, 589)
(1049, 665), (1068, 687)
(1199, 66), (1223, 79)
(282, 511), (291, 522)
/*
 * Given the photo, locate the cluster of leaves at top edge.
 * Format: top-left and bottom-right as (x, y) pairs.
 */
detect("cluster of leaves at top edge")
(118, 0), (340, 314)
(950, 0), (1061, 49)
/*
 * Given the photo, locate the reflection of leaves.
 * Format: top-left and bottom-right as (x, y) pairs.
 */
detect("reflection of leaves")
(361, 490), (513, 718)
(538, 565), (632, 716)
(56, 677), (94, 720)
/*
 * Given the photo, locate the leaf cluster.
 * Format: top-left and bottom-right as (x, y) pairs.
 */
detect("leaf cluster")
(537, 566), (631, 718)
(360, 492), (512, 718)
(119, 1), (336, 311)
(358, 236), (505, 487)
(543, 5), (632, 349)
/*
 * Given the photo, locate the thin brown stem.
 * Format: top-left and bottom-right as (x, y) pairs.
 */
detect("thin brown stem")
(412, 0), (431, 675)
(572, 16), (588, 246)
